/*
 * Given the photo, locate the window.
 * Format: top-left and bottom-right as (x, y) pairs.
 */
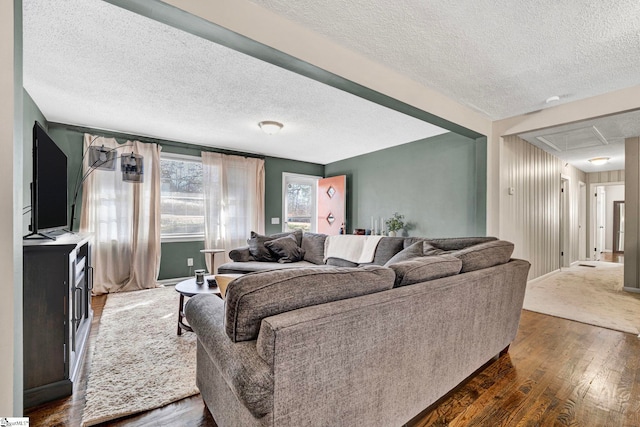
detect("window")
(282, 173), (319, 233)
(160, 153), (204, 241)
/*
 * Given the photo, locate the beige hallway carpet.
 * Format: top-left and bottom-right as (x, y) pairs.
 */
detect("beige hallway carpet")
(523, 261), (640, 335)
(81, 286), (199, 426)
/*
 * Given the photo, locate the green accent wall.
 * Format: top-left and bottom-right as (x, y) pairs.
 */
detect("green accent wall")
(159, 241), (207, 279)
(264, 157), (324, 235)
(324, 132), (486, 237)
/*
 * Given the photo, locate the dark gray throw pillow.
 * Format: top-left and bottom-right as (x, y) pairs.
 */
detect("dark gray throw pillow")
(302, 232), (327, 264)
(265, 235), (306, 263)
(228, 246), (255, 262)
(384, 241), (424, 266)
(247, 231), (279, 262)
(423, 242), (446, 256)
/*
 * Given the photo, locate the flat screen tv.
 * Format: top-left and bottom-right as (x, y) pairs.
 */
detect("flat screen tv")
(25, 122), (68, 239)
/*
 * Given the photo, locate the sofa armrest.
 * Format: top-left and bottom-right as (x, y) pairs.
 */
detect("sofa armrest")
(184, 294), (273, 417)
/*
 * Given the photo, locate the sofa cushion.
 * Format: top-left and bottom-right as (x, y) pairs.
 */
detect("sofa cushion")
(370, 237), (405, 265)
(384, 241), (424, 266)
(389, 255), (462, 287)
(225, 266), (395, 342)
(217, 260), (323, 274)
(326, 257), (359, 267)
(247, 230), (302, 262)
(451, 240), (514, 273)
(302, 232), (327, 265)
(228, 246), (255, 262)
(403, 236), (498, 251)
(264, 235), (306, 263)
(423, 242), (446, 256)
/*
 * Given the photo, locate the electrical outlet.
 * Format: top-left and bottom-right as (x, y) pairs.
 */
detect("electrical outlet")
(187, 258), (194, 267)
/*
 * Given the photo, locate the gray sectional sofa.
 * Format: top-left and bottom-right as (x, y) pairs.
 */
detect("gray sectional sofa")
(185, 233), (530, 427)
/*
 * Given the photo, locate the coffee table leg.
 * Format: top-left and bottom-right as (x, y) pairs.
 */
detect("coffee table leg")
(177, 294), (184, 336)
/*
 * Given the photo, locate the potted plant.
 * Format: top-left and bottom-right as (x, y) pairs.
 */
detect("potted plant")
(385, 212), (405, 237)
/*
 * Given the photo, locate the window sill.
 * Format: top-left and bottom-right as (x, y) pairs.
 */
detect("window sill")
(161, 235), (205, 243)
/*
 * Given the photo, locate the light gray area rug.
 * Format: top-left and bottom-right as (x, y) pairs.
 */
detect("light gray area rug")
(81, 286), (199, 426)
(523, 261), (640, 335)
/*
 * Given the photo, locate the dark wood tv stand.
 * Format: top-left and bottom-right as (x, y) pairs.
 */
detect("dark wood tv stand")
(23, 233), (93, 409)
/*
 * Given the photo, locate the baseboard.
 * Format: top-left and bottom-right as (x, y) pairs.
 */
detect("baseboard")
(623, 286), (640, 294)
(158, 276), (192, 286)
(527, 269), (560, 285)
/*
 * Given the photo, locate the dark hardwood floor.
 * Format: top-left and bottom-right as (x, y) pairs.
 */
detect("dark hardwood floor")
(26, 299), (640, 426)
(601, 251), (624, 263)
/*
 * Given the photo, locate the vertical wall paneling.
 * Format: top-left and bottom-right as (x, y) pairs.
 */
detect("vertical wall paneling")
(624, 138), (639, 290)
(501, 136), (585, 280)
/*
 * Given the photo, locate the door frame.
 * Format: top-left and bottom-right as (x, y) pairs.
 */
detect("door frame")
(589, 181), (624, 260)
(282, 172), (320, 233)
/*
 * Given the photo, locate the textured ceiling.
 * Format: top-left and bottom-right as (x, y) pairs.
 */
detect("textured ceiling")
(22, 0), (447, 165)
(519, 111), (640, 172)
(250, 0), (640, 120)
(23, 0), (640, 170)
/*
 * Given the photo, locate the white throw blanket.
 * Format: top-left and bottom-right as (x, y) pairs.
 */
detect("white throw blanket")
(324, 235), (384, 264)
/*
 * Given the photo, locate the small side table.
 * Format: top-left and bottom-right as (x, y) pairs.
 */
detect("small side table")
(200, 248), (225, 274)
(175, 277), (221, 336)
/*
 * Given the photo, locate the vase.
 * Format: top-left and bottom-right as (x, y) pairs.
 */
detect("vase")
(388, 230), (397, 237)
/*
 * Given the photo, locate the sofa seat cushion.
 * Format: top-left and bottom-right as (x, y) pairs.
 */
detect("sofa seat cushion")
(451, 240), (514, 272)
(389, 255), (462, 287)
(217, 260), (322, 275)
(184, 294), (273, 418)
(225, 266), (395, 342)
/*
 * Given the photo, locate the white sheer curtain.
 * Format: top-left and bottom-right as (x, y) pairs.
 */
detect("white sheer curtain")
(202, 152), (265, 272)
(79, 134), (162, 294)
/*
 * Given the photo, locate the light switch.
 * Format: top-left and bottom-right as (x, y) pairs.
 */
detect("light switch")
(271, 217), (280, 225)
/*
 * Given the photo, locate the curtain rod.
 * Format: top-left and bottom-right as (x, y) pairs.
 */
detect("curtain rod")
(49, 122), (266, 160)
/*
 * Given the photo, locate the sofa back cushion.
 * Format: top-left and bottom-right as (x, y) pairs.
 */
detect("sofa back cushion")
(384, 241), (424, 266)
(369, 237), (405, 265)
(225, 266), (395, 342)
(403, 236), (498, 251)
(389, 255), (462, 287)
(301, 232), (327, 265)
(451, 240), (514, 272)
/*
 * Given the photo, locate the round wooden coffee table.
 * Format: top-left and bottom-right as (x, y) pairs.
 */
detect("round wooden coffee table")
(175, 277), (221, 335)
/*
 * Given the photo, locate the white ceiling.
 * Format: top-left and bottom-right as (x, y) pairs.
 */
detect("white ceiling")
(519, 111), (640, 173)
(251, 0), (640, 120)
(22, 0), (448, 165)
(22, 0), (640, 169)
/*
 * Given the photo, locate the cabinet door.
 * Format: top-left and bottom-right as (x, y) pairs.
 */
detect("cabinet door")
(23, 250), (68, 389)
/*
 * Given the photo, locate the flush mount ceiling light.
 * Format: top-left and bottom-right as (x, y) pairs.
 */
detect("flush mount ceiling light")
(545, 95), (560, 104)
(588, 157), (610, 166)
(258, 120), (284, 135)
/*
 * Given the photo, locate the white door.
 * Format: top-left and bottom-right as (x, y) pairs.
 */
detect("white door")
(596, 186), (606, 260)
(282, 173), (319, 233)
(578, 182), (587, 260)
